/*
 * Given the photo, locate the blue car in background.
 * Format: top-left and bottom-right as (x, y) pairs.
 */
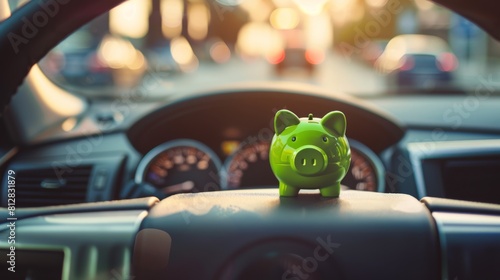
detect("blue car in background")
(376, 34), (458, 91)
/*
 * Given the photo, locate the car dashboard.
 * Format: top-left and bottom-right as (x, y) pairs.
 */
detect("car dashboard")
(2, 85), (500, 280)
(3, 85), (500, 206)
(1, 85), (405, 206)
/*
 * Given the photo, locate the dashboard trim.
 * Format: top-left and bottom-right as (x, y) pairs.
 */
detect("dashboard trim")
(0, 210), (147, 280)
(0, 147), (18, 168)
(432, 211), (500, 280)
(407, 139), (500, 198)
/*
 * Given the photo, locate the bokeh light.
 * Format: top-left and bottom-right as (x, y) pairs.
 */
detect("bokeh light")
(188, 3), (210, 41)
(161, 0), (183, 38)
(110, 0), (150, 38)
(210, 41), (232, 63)
(171, 36), (199, 72)
(237, 22), (284, 58)
(270, 8), (300, 30)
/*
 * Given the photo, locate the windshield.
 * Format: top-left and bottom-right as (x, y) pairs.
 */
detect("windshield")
(12, 0), (500, 97)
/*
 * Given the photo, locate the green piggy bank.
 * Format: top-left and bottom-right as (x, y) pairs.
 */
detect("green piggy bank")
(269, 110), (351, 197)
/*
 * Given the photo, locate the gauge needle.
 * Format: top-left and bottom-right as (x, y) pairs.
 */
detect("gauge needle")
(161, 181), (195, 194)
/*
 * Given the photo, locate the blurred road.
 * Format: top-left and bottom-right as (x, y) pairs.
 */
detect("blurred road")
(148, 50), (388, 98)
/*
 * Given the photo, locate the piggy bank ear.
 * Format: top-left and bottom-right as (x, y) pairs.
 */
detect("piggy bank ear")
(321, 111), (346, 136)
(274, 109), (300, 135)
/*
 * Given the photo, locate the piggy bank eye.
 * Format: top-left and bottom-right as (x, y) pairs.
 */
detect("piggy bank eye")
(291, 136), (296, 142)
(322, 136), (328, 142)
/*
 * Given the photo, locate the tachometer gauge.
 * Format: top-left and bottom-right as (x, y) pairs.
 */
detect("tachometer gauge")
(341, 140), (385, 192)
(223, 139), (385, 192)
(135, 140), (222, 196)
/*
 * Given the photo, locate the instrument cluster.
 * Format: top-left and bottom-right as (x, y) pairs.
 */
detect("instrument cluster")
(135, 137), (385, 197)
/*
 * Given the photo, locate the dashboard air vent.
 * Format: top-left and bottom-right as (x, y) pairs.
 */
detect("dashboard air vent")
(16, 166), (93, 207)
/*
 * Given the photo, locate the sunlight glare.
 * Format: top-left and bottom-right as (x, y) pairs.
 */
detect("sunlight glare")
(330, 0), (363, 25)
(270, 8), (300, 30)
(365, 0), (388, 8)
(110, 0), (150, 38)
(293, 0), (328, 15)
(304, 12), (332, 50)
(415, 0), (435, 10)
(27, 66), (86, 116)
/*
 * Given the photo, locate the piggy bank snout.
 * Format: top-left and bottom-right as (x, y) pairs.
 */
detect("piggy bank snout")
(291, 145), (328, 175)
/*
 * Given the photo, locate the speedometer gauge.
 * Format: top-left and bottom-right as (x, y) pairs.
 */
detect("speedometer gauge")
(224, 141), (277, 189)
(135, 139), (222, 196)
(223, 139), (385, 192)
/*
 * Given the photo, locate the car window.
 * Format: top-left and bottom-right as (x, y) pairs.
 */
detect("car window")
(19, 0), (500, 97)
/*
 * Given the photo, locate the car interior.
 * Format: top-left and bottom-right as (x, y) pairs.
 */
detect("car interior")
(1, 0), (500, 279)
